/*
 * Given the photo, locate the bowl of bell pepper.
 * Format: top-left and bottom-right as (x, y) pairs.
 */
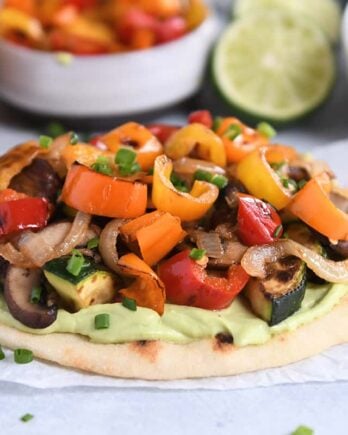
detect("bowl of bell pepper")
(0, 0), (218, 117)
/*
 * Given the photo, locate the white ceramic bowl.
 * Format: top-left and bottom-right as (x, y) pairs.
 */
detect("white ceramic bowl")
(0, 14), (219, 118)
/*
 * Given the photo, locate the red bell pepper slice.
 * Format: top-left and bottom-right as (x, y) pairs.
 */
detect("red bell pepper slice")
(158, 250), (249, 310)
(0, 197), (49, 237)
(188, 110), (213, 129)
(155, 16), (187, 44)
(237, 194), (283, 246)
(146, 124), (180, 144)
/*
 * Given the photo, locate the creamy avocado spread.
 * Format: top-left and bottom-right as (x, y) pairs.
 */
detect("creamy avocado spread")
(0, 283), (347, 347)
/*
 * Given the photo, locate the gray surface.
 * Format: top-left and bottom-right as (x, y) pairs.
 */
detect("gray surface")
(1, 3), (348, 434)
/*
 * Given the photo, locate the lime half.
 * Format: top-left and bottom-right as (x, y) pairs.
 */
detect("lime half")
(212, 11), (335, 123)
(234, 0), (341, 44)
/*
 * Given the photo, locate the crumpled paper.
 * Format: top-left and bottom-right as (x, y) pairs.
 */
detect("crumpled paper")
(1, 142), (347, 390)
(0, 344), (347, 390)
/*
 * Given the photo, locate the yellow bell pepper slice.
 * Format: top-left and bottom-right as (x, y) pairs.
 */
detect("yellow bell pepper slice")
(0, 7), (43, 40)
(165, 123), (226, 167)
(152, 155), (219, 221)
(237, 147), (292, 210)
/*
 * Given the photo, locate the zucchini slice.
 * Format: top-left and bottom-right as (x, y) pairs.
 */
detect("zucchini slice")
(43, 256), (116, 311)
(245, 257), (307, 326)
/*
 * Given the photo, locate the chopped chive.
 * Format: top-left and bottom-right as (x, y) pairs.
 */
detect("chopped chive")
(47, 121), (65, 138)
(189, 248), (206, 261)
(66, 249), (85, 277)
(115, 148), (137, 165)
(282, 231), (289, 239)
(70, 132), (79, 145)
(298, 179), (307, 190)
(273, 224), (283, 238)
(224, 124), (242, 141)
(148, 167), (154, 175)
(257, 121), (277, 139)
(211, 174), (228, 189)
(194, 170), (228, 189)
(20, 414), (34, 423)
(91, 156), (113, 176)
(119, 162), (141, 176)
(14, 348), (33, 364)
(291, 425), (314, 435)
(56, 51), (73, 66)
(87, 237), (99, 249)
(39, 135), (53, 149)
(94, 313), (110, 330)
(30, 286), (42, 304)
(170, 172), (189, 192)
(194, 169), (212, 182)
(122, 297), (137, 311)
(281, 177), (298, 191)
(270, 161), (285, 171)
(0, 345), (5, 361)
(212, 116), (223, 131)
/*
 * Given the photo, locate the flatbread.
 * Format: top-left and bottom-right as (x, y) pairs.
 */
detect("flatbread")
(1, 296), (347, 380)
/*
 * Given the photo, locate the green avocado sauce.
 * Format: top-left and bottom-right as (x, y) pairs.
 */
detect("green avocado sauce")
(0, 283), (347, 347)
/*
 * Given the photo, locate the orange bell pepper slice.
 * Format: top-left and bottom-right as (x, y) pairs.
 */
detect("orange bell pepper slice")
(100, 122), (163, 171)
(165, 123), (226, 167)
(237, 147), (292, 210)
(0, 7), (43, 40)
(216, 117), (269, 163)
(61, 164), (147, 218)
(120, 210), (186, 266)
(288, 177), (348, 241)
(4, 0), (36, 15)
(266, 145), (298, 164)
(118, 253), (166, 315)
(152, 155), (219, 221)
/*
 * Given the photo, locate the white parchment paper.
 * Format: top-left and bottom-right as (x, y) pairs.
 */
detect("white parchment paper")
(0, 142), (347, 390)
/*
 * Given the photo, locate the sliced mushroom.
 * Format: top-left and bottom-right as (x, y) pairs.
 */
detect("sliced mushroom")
(4, 267), (57, 329)
(10, 158), (61, 203)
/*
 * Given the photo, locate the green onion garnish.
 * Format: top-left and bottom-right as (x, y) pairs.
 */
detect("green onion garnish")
(119, 162), (141, 177)
(281, 178), (297, 191)
(170, 172), (189, 193)
(94, 313), (110, 330)
(70, 132), (79, 145)
(148, 167), (154, 175)
(291, 426), (314, 435)
(115, 148), (140, 176)
(257, 121), (277, 139)
(224, 124), (242, 140)
(47, 121), (65, 138)
(30, 286), (42, 304)
(212, 116), (223, 132)
(115, 148), (137, 165)
(189, 248), (206, 261)
(66, 249), (85, 277)
(194, 170), (227, 189)
(87, 237), (99, 249)
(0, 345), (5, 361)
(91, 156), (113, 176)
(39, 135), (53, 149)
(273, 224), (283, 238)
(298, 179), (307, 190)
(194, 169), (212, 182)
(122, 297), (137, 311)
(14, 349), (33, 364)
(211, 174), (228, 189)
(270, 161), (285, 171)
(21, 414), (34, 423)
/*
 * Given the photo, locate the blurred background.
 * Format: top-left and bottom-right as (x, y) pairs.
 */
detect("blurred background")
(0, 0), (347, 152)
